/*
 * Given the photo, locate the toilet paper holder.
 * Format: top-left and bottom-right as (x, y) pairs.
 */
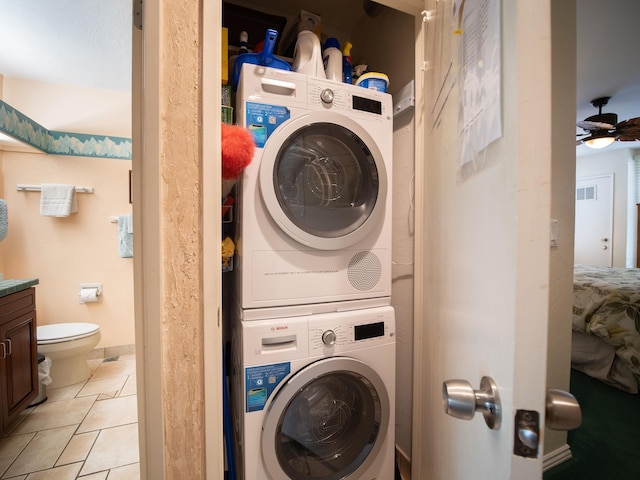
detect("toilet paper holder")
(79, 283), (103, 303)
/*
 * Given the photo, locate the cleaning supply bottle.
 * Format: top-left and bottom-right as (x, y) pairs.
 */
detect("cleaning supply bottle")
(323, 38), (342, 82)
(292, 30), (326, 78)
(229, 31), (249, 88)
(342, 41), (353, 84)
(238, 31), (249, 54)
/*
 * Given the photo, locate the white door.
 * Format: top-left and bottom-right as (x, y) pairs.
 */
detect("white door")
(574, 175), (614, 266)
(411, 0), (560, 478)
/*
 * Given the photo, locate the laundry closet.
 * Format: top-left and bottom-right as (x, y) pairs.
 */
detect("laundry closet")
(222, 0), (417, 478)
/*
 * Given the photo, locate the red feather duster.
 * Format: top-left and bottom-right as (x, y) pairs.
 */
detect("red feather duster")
(221, 123), (255, 198)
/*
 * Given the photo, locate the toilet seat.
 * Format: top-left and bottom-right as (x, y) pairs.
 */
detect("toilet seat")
(37, 322), (100, 344)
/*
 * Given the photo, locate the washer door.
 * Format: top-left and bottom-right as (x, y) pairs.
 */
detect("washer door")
(261, 357), (390, 480)
(259, 111), (388, 250)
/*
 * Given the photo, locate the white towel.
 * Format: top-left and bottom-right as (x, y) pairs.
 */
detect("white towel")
(118, 214), (133, 258)
(40, 184), (78, 217)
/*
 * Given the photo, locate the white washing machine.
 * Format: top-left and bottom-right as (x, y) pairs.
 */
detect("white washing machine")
(231, 305), (396, 480)
(234, 65), (393, 315)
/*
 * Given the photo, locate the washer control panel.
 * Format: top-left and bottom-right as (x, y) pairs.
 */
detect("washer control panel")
(308, 307), (395, 354)
(307, 79), (390, 119)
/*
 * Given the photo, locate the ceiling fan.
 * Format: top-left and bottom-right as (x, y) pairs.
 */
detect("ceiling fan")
(576, 96), (640, 149)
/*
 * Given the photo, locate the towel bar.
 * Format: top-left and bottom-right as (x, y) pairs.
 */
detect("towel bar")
(16, 184), (94, 193)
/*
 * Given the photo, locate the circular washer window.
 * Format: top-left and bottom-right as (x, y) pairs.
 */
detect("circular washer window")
(259, 112), (388, 250)
(261, 357), (390, 480)
(274, 123), (378, 238)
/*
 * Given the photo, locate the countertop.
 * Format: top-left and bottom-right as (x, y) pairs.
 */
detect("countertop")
(0, 279), (39, 298)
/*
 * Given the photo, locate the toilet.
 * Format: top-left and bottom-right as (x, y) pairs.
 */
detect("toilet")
(36, 323), (101, 388)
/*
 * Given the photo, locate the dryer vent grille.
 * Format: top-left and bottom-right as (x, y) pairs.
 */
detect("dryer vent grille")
(348, 251), (382, 291)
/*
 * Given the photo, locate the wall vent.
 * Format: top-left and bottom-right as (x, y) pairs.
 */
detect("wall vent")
(576, 185), (596, 201)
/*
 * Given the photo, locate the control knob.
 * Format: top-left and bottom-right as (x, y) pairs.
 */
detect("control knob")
(322, 330), (337, 346)
(320, 88), (334, 105)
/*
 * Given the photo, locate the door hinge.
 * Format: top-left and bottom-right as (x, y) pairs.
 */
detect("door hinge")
(133, 0), (143, 30)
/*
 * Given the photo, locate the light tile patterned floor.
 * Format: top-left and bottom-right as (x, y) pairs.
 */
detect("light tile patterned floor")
(0, 355), (139, 479)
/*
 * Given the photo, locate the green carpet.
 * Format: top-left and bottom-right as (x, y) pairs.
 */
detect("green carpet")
(544, 370), (640, 480)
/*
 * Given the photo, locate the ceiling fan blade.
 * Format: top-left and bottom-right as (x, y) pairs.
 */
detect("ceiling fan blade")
(576, 120), (615, 131)
(616, 117), (640, 142)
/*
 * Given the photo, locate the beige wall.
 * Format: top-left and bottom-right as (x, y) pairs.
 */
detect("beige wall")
(352, 6), (416, 460)
(3, 77), (131, 136)
(1, 78), (134, 349)
(1, 74), (6, 274)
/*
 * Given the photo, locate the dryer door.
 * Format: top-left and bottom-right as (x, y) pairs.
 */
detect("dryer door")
(259, 111), (388, 250)
(260, 357), (390, 480)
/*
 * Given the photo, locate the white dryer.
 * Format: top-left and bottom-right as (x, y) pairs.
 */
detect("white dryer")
(234, 65), (393, 315)
(231, 305), (396, 480)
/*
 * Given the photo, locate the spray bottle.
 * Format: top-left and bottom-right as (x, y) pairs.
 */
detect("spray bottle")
(238, 31), (249, 54)
(342, 41), (353, 84)
(323, 38), (342, 82)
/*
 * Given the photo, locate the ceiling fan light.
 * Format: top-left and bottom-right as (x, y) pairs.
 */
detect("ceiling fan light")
(584, 135), (616, 149)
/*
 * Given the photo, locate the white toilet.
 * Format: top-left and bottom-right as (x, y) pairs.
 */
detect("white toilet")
(36, 323), (101, 388)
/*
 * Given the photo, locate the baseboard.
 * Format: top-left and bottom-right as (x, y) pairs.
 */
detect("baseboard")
(396, 446), (411, 479)
(88, 344), (136, 360)
(393, 443), (569, 476)
(543, 444), (573, 472)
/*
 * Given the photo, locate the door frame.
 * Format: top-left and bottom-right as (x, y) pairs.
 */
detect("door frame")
(134, 1), (223, 478)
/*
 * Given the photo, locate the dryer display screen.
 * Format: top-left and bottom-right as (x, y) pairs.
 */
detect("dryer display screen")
(352, 96), (382, 115)
(355, 322), (385, 340)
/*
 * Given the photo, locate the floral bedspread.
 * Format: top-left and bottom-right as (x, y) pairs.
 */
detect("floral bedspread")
(573, 264), (640, 381)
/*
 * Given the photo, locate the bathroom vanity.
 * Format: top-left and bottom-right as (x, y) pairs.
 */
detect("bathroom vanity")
(0, 280), (39, 434)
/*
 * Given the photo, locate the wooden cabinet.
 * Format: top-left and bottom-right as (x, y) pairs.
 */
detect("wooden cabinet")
(0, 288), (38, 434)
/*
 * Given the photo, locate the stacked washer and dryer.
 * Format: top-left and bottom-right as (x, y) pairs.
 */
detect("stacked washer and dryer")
(230, 63), (396, 480)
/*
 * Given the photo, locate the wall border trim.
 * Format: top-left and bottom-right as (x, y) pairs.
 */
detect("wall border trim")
(0, 100), (132, 160)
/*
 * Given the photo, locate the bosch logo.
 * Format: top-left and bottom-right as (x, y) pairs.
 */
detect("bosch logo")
(271, 325), (288, 331)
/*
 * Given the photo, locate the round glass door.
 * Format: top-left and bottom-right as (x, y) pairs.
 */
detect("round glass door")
(261, 357), (390, 480)
(259, 112), (387, 250)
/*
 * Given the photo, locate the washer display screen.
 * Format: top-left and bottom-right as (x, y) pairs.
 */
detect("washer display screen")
(352, 95), (382, 115)
(354, 322), (385, 340)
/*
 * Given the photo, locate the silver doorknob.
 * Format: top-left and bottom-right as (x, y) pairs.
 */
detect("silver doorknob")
(442, 376), (501, 430)
(546, 389), (582, 430)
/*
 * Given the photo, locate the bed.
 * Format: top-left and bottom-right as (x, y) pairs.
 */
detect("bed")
(571, 264), (640, 394)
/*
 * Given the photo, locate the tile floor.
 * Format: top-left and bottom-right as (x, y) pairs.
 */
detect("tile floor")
(0, 355), (139, 479)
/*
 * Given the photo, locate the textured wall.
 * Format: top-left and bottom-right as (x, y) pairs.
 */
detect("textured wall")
(159, 0), (206, 477)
